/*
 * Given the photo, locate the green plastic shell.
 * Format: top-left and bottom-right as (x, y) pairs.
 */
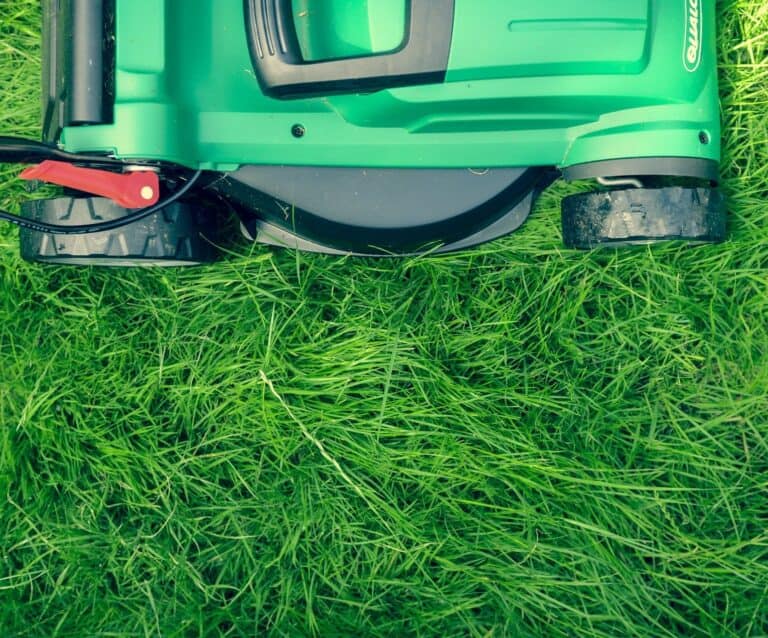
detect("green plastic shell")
(60, 0), (720, 172)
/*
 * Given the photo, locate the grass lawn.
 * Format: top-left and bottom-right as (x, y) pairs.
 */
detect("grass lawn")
(1, 1), (767, 636)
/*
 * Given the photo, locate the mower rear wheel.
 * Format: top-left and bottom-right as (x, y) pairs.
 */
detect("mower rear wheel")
(561, 186), (727, 250)
(20, 197), (218, 266)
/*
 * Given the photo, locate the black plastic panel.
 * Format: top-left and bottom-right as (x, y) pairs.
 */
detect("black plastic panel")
(42, 0), (115, 142)
(244, 0), (455, 99)
(211, 166), (549, 254)
(248, 192), (539, 256)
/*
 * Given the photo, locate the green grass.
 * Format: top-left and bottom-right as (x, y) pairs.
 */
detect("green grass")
(1, 2), (768, 636)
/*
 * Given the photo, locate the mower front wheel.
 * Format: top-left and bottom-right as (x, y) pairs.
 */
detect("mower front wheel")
(561, 186), (727, 250)
(19, 197), (218, 266)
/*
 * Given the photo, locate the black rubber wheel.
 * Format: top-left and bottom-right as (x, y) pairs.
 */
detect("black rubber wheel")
(19, 197), (219, 266)
(561, 186), (727, 249)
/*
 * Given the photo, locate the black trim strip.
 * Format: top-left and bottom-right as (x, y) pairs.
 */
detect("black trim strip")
(42, 0), (115, 142)
(244, 0), (455, 99)
(563, 158), (720, 182)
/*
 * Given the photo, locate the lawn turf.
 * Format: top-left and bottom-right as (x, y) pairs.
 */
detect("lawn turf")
(1, 1), (768, 636)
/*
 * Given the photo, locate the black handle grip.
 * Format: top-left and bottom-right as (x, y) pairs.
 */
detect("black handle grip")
(244, 0), (455, 99)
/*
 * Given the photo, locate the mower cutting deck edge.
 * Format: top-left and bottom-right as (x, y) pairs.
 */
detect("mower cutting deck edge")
(2, 0), (725, 265)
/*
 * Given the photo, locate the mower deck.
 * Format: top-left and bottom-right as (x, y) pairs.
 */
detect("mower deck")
(5, 0), (727, 264)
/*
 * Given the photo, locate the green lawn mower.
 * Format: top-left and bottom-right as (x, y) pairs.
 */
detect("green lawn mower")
(0, 0), (725, 265)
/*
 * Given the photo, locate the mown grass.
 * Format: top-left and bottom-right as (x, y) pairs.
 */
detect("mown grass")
(1, 1), (767, 636)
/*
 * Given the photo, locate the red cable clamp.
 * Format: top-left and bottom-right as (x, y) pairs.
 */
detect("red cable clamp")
(20, 161), (161, 209)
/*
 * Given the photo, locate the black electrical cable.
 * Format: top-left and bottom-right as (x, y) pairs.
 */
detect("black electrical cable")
(0, 170), (203, 235)
(0, 136), (136, 167)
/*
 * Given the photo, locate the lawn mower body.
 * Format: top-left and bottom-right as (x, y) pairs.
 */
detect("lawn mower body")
(23, 0), (723, 261)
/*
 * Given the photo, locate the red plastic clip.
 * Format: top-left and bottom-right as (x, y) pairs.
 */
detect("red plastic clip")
(20, 161), (161, 209)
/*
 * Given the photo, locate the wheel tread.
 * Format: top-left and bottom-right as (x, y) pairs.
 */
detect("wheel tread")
(20, 197), (218, 266)
(561, 186), (727, 249)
